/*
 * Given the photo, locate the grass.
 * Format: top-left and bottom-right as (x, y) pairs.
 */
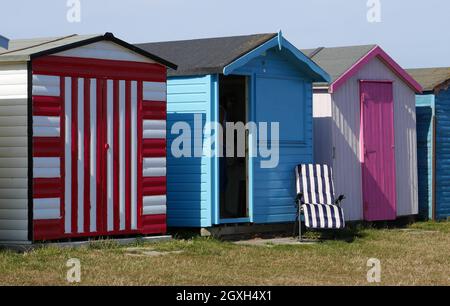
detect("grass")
(0, 221), (449, 285)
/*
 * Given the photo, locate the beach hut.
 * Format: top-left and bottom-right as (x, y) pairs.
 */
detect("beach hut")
(136, 32), (330, 231)
(0, 33), (176, 243)
(407, 67), (450, 220)
(301, 45), (422, 222)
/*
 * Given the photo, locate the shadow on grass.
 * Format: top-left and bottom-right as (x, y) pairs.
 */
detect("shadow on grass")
(164, 217), (440, 244)
(169, 223), (369, 243)
(304, 217), (419, 243)
(297, 223), (367, 243)
(167, 228), (203, 240)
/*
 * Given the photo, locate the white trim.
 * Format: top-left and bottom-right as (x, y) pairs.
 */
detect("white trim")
(119, 80), (126, 230)
(142, 195), (167, 215)
(64, 77), (72, 233)
(106, 79), (114, 231)
(77, 78), (84, 233)
(33, 157), (59, 168)
(131, 81), (138, 230)
(143, 157), (166, 177)
(143, 120), (166, 139)
(33, 127), (60, 137)
(89, 79), (97, 232)
(142, 81), (166, 101)
(33, 168), (60, 178)
(143, 205), (166, 215)
(33, 198), (61, 220)
(33, 116), (60, 126)
(143, 195), (166, 206)
(32, 75), (60, 97)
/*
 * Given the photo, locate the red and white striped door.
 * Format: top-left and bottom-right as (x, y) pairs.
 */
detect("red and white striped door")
(32, 56), (167, 240)
(62, 78), (143, 235)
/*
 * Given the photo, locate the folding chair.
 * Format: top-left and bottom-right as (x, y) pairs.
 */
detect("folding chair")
(294, 164), (345, 241)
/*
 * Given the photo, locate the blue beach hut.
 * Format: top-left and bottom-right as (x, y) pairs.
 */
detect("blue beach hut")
(137, 32), (329, 231)
(407, 67), (450, 220)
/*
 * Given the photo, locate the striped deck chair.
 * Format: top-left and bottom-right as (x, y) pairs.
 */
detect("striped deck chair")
(295, 164), (345, 241)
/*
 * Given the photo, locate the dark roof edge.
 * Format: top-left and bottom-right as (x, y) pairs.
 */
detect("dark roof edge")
(167, 67), (222, 77)
(308, 47), (325, 59)
(222, 32), (330, 82)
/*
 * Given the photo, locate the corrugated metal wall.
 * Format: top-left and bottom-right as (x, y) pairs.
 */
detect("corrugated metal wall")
(0, 62), (29, 242)
(331, 83), (364, 220)
(166, 75), (213, 227)
(330, 57), (418, 220)
(415, 94), (434, 219)
(435, 89), (450, 219)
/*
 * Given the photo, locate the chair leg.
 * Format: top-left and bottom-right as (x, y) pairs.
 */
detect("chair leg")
(299, 207), (302, 242)
(293, 216), (298, 237)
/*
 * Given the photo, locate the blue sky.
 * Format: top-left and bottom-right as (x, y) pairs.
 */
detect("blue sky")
(1, 0), (448, 68)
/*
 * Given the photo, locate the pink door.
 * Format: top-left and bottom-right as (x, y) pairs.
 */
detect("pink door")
(360, 81), (397, 221)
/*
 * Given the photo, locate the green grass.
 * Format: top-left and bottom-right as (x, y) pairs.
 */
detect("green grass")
(0, 222), (449, 285)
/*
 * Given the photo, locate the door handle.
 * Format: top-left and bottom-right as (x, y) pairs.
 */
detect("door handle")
(104, 143), (110, 150)
(364, 148), (376, 156)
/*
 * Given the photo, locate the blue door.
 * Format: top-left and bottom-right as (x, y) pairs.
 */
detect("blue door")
(252, 76), (311, 223)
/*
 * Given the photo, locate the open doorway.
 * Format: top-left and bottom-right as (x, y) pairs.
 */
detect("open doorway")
(219, 75), (248, 220)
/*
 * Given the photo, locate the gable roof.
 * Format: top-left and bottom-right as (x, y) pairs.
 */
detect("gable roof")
(136, 33), (277, 76)
(0, 33), (177, 69)
(135, 32), (330, 82)
(302, 45), (376, 84)
(406, 67), (450, 92)
(302, 45), (422, 93)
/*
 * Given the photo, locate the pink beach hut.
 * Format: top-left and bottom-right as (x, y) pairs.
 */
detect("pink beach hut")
(302, 45), (422, 222)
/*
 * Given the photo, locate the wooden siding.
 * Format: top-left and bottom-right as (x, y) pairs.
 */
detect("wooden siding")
(415, 94), (434, 219)
(166, 46), (317, 227)
(0, 62), (29, 242)
(435, 89), (450, 219)
(166, 75), (213, 227)
(416, 90), (450, 220)
(331, 83), (364, 220)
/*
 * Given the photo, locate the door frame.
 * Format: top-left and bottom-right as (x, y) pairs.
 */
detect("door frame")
(359, 79), (397, 221)
(217, 74), (251, 224)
